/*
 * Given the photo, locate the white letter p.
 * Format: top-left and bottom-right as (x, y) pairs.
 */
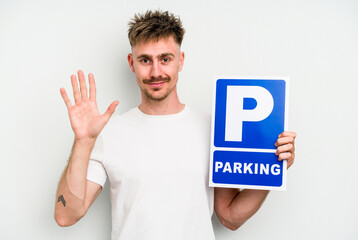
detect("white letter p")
(225, 86), (274, 142)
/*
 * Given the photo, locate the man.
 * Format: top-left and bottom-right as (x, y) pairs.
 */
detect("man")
(55, 10), (296, 239)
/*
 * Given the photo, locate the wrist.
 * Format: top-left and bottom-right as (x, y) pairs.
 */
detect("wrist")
(73, 137), (97, 150)
(74, 136), (96, 144)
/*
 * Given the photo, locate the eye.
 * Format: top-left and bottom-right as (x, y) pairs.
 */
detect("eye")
(141, 58), (150, 64)
(162, 57), (170, 63)
(139, 57), (151, 65)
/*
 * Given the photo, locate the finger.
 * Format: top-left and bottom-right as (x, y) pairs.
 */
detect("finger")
(102, 101), (119, 123)
(278, 131), (297, 139)
(88, 73), (96, 101)
(77, 70), (88, 99)
(278, 152), (292, 161)
(71, 74), (80, 103)
(60, 88), (72, 109)
(275, 143), (294, 155)
(275, 136), (295, 147)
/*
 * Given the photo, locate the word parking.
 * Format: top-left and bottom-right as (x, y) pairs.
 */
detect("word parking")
(215, 162), (281, 176)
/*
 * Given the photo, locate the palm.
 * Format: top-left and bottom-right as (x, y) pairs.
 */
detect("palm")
(60, 70), (118, 140)
(68, 100), (104, 139)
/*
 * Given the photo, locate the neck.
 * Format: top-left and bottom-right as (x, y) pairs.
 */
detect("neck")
(138, 88), (185, 115)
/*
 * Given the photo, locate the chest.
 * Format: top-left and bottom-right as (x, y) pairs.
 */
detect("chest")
(103, 122), (210, 188)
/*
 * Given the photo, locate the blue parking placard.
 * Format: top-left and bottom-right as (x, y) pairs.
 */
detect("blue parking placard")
(209, 77), (289, 190)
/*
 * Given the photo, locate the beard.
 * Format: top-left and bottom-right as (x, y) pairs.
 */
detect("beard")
(142, 76), (174, 101)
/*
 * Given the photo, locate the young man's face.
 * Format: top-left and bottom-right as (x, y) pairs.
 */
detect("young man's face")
(128, 36), (184, 102)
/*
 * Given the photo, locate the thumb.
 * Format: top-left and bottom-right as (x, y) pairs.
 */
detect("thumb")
(102, 101), (119, 123)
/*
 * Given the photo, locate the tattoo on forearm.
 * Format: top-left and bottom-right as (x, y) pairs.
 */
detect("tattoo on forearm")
(57, 195), (66, 207)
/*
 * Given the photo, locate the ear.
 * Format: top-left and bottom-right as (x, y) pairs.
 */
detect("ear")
(128, 53), (135, 73)
(178, 51), (185, 72)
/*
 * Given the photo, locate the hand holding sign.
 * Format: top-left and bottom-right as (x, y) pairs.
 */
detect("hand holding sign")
(275, 131), (296, 169)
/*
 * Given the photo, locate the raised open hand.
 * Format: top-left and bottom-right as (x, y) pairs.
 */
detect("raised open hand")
(60, 70), (119, 140)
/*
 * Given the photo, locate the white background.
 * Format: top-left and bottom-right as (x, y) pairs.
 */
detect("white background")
(1, 0), (357, 239)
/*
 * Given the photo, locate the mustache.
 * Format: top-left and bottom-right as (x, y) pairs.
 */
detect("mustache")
(143, 76), (171, 84)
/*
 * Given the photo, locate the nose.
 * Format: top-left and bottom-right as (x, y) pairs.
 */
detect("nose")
(150, 60), (162, 79)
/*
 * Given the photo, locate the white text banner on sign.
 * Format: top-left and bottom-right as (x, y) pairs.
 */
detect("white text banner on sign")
(209, 77), (289, 191)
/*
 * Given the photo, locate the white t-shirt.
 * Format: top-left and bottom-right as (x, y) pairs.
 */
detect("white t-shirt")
(87, 106), (215, 240)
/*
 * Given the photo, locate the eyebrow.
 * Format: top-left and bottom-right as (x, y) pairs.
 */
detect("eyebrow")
(136, 53), (175, 60)
(159, 53), (175, 58)
(137, 54), (152, 60)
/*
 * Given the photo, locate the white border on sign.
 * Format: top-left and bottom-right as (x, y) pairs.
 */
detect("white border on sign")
(209, 76), (289, 191)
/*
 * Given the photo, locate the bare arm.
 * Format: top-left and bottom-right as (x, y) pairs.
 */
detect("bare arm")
(214, 188), (269, 230)
(54, 70), (118, 227)
(215, 131), (296, 230)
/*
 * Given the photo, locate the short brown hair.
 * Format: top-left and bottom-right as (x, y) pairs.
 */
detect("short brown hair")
(128, 10), (185, 47)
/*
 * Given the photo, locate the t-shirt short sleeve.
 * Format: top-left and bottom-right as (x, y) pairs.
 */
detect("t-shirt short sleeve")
(87, 135), (107, 187)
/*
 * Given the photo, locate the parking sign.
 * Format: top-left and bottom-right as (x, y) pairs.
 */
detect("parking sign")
(209, 77), (289, 190)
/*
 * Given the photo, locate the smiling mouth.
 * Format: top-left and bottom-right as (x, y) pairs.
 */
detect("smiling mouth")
(148, 81), (166, 88)
(143, 76), (171, 84)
